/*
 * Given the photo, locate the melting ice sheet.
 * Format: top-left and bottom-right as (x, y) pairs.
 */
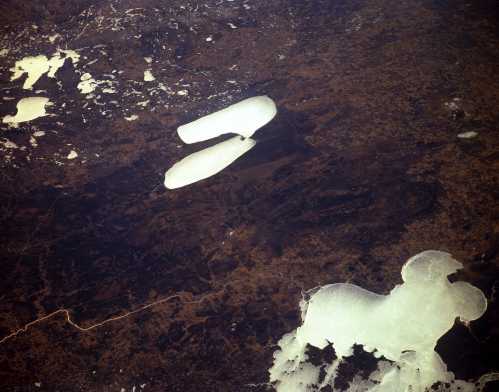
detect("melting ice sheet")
(164, 136), (256, 189)
(177, 95), (277, 143)
(2, 97), (50, 124)
(269, 250), (495, 392)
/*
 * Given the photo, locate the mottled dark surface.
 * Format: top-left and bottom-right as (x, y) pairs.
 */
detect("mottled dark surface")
(0, 0), (498, 391)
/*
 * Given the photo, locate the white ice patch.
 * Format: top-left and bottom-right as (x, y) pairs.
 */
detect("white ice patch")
(67, 150), (78, 160)
(33, 130), (46, 137)
(77, 73), (98, 94)
(0, 139), (18, 149)
(177, 95), (277, 144)
(48, 34), (60, 43)
(125, 114), (139, 121)
(457, 131), (478, 139)
(2, 97), (50, 124)
(10, 50), (80, 90)
(164, 136), (255, 189)
(144, 69), (155, 81)
(269, 250), (491, 392)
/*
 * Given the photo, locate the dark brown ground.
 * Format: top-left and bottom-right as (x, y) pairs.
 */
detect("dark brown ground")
(0, 0), (498, 391)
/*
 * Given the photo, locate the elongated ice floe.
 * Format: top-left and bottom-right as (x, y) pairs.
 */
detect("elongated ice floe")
(177, 95), (277, 144)
(269, 250), (493, 392)
(2, 97), (50, 124)
(164, 136), (255, 189)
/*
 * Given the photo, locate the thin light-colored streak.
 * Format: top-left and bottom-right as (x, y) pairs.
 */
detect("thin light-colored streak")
(0, 294), (186, 345)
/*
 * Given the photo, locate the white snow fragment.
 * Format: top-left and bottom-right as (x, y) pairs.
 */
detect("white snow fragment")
(85, 58), (99, 67)
(2, 97), (50, 124)
(0, 48), (9, 56)
(67, 150), (78, 160)
(457, 131), (478, 139)
(10, 55), (50, 89)
(177, 95), (277, 144)
(205, 36), (213, 42)
(144, 69), (155, 82)
(269, 250), (489, 392)
(33, 130), (45, 137)
(125, 114), (139, 121)
(102, 87), (117, 94)
(140, 384), (146, 389)
(34, 382), (41, 388)
(120, 389), (125, 392)
(228, 23), (237, 29)
(157, 83), (169, 92)
(132, 387), (136, 392)
(10, 50), (80, 89)
(3, 97), (15, 100)
(137, 100), (149, 107)
(77, 73), (97, 94)
(30, 136), (38, 147)
(0, 139), (18, 149)
(144, 57), (152, 64)
(48, 33), (60, 43)
(176, 89), (188, 96)
(164, 136), (256, 189)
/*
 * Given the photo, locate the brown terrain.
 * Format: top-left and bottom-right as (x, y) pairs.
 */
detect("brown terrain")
(0, 0), (498, 391)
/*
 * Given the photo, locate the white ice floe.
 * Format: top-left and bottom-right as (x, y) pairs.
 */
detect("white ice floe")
(125, 114), (139, 121)
(2, 97), (50, 124)
(269, 250), (494, 392)
(144, 69), (155, 81)
(77, 73), (98, 94)
(164, 136), (255, 189)
(67, 150), (78, 160)
(457, 131), (478, 139)
(177, 95), (277, 144)
(10, 50), (80, 90)
(0, 139), (18, 149)
(33, 130), (46, 137)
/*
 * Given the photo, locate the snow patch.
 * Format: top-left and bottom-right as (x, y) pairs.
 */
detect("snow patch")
(77, 73), (98, 94)
(10, 50), (80, 89)
(2, 97), (50, 124)
(144, 69), (155, 82)
(67, 150), (78, 160)
(457, 131), (478, 139)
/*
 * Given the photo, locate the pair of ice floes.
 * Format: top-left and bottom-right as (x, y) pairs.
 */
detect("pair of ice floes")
(164, 96), (277, 189)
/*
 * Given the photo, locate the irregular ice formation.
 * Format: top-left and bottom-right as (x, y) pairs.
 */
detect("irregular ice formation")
(77, 73), (98, 94)
(2, 97), (50, 124)
(144, 69), (155, 81)
(10, 50), (80, 89)
(164, 136), (256, 189)
(269, 250), (491, 392)
(177, 95), (277, 143)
